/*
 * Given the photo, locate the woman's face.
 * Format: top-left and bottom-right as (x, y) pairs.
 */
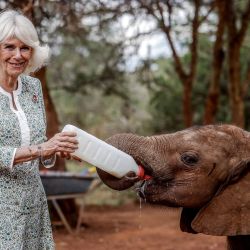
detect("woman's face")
(0, 37), (32, 78)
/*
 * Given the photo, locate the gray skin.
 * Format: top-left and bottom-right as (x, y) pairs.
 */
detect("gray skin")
(96, 125), (250, 250)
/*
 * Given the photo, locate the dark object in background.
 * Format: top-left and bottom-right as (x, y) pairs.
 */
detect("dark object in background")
(40, 171), (96, 196)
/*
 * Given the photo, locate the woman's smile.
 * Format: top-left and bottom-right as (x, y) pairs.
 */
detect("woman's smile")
(7, 61), (27, 71)
(8, 61), (26, 66)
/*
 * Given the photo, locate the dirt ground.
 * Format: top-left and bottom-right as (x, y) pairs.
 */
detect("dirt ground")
(53, 203), (226, 250)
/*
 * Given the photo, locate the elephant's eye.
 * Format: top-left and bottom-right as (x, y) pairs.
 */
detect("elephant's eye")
(181, 153), (199, 166)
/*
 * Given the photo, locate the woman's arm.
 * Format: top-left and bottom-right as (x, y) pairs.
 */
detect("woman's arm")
(14, 145), (40, 164)
(13, 131), (78, 166)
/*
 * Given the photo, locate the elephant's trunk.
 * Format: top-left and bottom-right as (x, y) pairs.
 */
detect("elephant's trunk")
(105, 133), (146, 156)
(96, 133), (148, 190)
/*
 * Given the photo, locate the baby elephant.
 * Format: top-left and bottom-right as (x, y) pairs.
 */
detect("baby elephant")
(97, 125), (250, 250)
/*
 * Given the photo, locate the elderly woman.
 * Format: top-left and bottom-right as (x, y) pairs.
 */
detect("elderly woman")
(0, 10), (78, 249)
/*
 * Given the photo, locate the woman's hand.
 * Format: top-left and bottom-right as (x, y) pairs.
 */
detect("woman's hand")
(56, 152), (82, 162)
(14, 132), (80, 165)
(39, 132), (78, 158)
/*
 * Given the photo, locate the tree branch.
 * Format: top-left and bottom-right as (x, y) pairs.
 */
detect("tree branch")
(154, 0), (187, 81)
(189, 0), (200, 81)
(242, 63), (250, 98)
(237, 0), (250, 45)
(198, 1), (215, 26)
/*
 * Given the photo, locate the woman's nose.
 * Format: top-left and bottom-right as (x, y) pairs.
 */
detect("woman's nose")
(13, 48), (22, 59)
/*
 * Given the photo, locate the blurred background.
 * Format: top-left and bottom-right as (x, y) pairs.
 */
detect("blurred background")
(1, 0), (250, 249)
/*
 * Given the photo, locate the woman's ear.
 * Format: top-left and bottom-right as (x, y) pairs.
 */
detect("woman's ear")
(190, 168), (250, 236)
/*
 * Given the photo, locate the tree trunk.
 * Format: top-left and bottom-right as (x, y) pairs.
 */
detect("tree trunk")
(183, 79), (193, 127)
(34, 68), (78, 227)
(227, 46), (245, 127)
(147, 0), (201, 128)
(203, 0), (226, 124)
(225, 0), (250, 128)
(34, 67), (66, 170)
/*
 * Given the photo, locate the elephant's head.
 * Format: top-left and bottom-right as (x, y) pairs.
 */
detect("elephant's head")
(96, 125), (250, 236)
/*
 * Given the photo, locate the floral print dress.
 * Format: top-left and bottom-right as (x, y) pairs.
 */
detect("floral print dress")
(0, 75), (54, 249)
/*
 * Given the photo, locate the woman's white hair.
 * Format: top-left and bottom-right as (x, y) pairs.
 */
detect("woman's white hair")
(0, 10), (50, 74)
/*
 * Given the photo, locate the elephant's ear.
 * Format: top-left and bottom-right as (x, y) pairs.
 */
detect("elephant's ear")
(190, 169), (250, 236)
(180, 207), (199, 234)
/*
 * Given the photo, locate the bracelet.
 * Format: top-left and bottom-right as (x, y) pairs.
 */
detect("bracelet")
(28, 146), (33, 161)
(38, 145), (56, 168)
(28, 145), (37, 161)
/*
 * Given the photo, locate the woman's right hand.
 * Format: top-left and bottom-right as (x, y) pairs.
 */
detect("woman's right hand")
(39, 132), (78, 158)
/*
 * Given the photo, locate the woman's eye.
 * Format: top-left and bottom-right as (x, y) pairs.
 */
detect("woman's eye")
(21, 47), (31, 52)
(4, 45), (15, 50)
(181, 153), (199, 166)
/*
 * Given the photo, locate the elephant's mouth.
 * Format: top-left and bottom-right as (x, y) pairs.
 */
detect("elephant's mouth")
(132, 159), (158, 200)
(135, 179), (181, 207)
(135, 180), (148, 199)
(132, 159), (161, 200)
(135, 179), (169, 204)
(134, 176), (160, 200)
(133, 163), (177, 206)
(135, 158), (154, 178)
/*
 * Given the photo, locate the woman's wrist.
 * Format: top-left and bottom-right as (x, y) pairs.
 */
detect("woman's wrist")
(37, 145), (56, 168)
(28, 145), (40, 159)
(14, 145), (50, 165)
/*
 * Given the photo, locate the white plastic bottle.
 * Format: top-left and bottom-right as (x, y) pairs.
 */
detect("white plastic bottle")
(62, 124), (143, 179)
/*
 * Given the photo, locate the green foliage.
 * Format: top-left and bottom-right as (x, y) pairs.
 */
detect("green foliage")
(192, 34), (212, 124)
(50, 86), (151, 138)
(47, 33), (126, 97)
(142, 33), (234, 131)
(84, 184), (137, 206)
(45, 9), (155, 138)
(147, 58), (184, 132)
(48, 59), (152, 139)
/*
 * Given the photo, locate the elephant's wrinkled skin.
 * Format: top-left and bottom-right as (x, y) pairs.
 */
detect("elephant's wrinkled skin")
(96, 125), (250, 250)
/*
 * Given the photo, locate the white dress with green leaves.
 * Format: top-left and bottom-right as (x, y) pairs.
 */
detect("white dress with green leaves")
(0, 75), (54, 249)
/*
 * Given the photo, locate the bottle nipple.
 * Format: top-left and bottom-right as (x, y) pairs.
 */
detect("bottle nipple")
(137, 165), (152, 180)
